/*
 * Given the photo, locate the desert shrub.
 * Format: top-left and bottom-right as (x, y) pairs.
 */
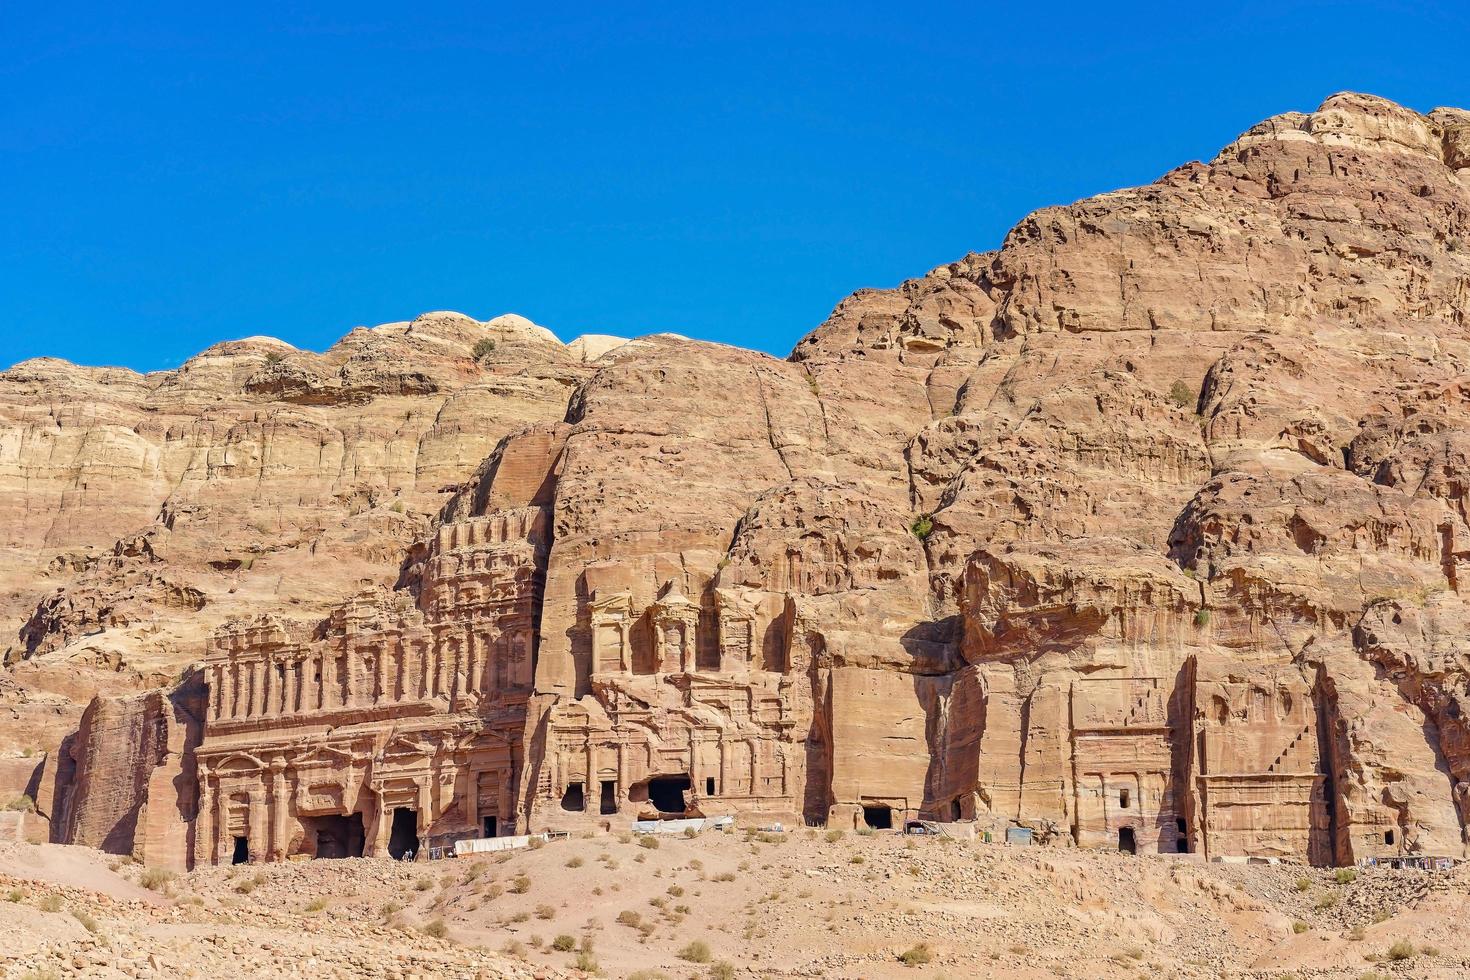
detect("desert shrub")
(573, 951), (599, 972)
(709, 964), (736, 980)
(899, 943), (933, 966)
(510, 874), (531, 894)
(1294, 876), (1312, 892)
(1168, 379), (1194, 409)
(565, 856), (584, 868)
(139, 867), (174, 891)
(535, 904), (555, 920)
(1314, 892), (1338, 910)
(1386, 939), (1415, 961)
(413, 877), (434, 892)
(1194, 608), (1211, 628)
(528, 835), (546, 850)
(502, 939), (526, 957)
(1335, 868), (1359, 885)
(5, 795), (34, 812)
(909, 514), (934, 540)
(684, 827), (698, 839)
(380, 900), (402, 916)
(304, 897), (327, 913)
(678, 940), (713, 963)
(637, 835), (660, 849)
(552, 934), (577, 952)
(71, 908), (100, 934)
(825, 829), (844, 843)
(1292, 921), (1309, 934)
(712, 872), (736, 882)
(472, 338), (497, 360)
(38, 894), (63, 912)
(5, 888), (23, 902)
(616, 909), (642, 928)
(421, 919), (448, 939)
(667, 885), (684, 897)
(849, 855), (865, 865)
(856, 826), (874, 837)
(1348, 925), (1366, 942)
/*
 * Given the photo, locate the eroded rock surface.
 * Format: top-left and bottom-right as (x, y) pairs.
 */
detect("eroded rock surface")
(12, 93), (1470, 869)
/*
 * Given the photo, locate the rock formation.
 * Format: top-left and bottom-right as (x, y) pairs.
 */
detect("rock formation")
(9, 93), (1470, 870)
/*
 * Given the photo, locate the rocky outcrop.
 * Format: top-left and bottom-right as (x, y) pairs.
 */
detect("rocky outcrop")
(27, 93), (1470, 868)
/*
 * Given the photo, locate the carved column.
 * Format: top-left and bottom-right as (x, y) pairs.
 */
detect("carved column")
(374, 644), (387, 705)
(249, 660), (264, 718)
(718, 735), (728, 797)
(464, 632), (479, 697)
(215, 781), (231, 864)
(585, 739), (597, 812)
(197, 767), (215, 867)
(269, 759), (288, 861)
(342, 642), (357, 707)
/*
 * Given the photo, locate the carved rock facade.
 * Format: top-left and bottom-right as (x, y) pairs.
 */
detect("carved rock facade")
(29, 93), (1470, 868)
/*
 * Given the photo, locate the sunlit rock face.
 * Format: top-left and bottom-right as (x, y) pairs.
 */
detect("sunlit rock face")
(16, 94), (1470, 869)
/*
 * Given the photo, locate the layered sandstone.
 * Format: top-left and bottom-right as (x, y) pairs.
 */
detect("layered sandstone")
(14, 93), (1470, 869)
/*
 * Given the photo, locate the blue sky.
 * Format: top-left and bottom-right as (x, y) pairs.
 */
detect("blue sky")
(3, 2), (1467, 371)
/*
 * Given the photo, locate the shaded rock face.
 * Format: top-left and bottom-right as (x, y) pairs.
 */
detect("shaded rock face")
(28, 93), (1470, 867)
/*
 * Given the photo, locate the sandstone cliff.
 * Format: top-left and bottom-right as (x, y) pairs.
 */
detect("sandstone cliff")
(14, 93), (1470, 868)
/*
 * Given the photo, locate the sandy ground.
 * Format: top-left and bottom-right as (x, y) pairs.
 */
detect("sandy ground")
(0, 830), (1465, 978)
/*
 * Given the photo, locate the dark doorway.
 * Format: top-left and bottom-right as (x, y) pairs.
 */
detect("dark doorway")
(388, 808), (419, 859)
(705, 777), (716, 797)
(482, 815), (497, 838)
(311, 813), (366, 859)
(1176, 818), (1189, 853)
(949, 799), (962, 821)
(561, 781), (585, 812)
(600, 781), (617, 815)
(1385, 829), (1395, 845)
(648, 775), (692, 814)
(1118, 827), (1136, 855)
(232, 836), (249, 865)
(862, 805), (893, 830)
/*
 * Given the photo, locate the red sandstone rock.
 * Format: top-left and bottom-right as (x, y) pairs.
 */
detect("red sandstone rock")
(10, 92), (1470, 869)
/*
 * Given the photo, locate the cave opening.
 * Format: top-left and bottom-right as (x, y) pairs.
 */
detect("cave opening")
(309, 813), (365, 859)
(561, 781), (585, 812)
(231, 836), (249, 865)
(1118, 826), (1136, 855)
(862, 805), (893, 830)
(648, 775), (691, 814)
(388, 807), (419, 859)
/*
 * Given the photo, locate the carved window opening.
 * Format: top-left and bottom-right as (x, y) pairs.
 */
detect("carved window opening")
(389, 808), (419, 858)
(1118, 827), (1136, 855)
(862, 805), (892, 830)
(232, 836), (249, 865)
(561, 781), (585, 812)
(705, 777), (716, 797)
(1119, 788), (1131, 809)
(600, 781), (617, 815)
(648, 776), (692, 814)
(482, 815), (498, 838)
(1384, 830), (1394, 845)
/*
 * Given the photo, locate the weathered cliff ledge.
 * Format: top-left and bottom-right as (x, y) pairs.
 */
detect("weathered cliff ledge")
(10, 93), (1470, 870)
